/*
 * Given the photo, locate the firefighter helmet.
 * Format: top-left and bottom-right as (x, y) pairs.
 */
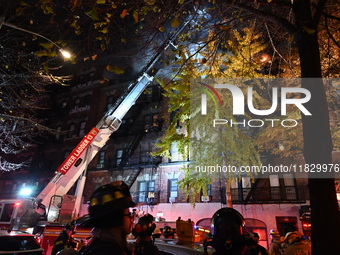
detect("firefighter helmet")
(87, 181), (136, 227)
(153, 227), (162, 238)
(270, 229), (280, 236)
(285, 231), (303, 245)
(205, 207), (253, 255)
(210, 207), (246, 244)
(64, 223), (75, 231)
(132, 213), (156, 238)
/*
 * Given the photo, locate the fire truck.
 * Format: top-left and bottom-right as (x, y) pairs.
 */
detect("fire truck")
(0, 20), (190, 255)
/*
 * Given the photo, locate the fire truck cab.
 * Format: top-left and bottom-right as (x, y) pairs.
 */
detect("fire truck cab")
(0, 198), (41, 231)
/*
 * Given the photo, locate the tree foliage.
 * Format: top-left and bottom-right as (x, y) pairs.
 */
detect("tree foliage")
(152, 25), (276, 201)
(0, 2), (67, 171)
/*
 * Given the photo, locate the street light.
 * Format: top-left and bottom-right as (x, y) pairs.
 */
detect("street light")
(2, 21), (72, 59)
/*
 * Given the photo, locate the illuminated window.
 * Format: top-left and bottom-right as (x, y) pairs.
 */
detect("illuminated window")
(116, 149), (123, 165)
(144, 113), (160, 132)
(168, 179), (178, 201)
(137, 181), (155, 203)
(269, 175), (279, 187)
(98, 151), (105, 167)
(138, 181), (147, 203)
(170, 143), (178, 162)
(207, 184), (212, 196)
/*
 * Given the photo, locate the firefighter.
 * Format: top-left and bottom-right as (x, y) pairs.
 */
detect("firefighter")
(152, 227), (162, 243)
(268, 229), (283, 255)
(79, 181), (136, 255)
(245, 232), (269, 255)
(51, 223), (76, 255)
(132, 213), (160, 255)
(283, 231), (311, 255)
(163, 226), (175, 239)
(203, 207), (252, 255)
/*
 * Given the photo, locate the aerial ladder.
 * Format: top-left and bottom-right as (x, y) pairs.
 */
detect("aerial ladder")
(0, 19), (190, 238)
(40, 22), (189, 220)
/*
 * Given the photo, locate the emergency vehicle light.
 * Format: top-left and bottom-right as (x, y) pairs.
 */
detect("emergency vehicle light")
(19, 187), (33, 197)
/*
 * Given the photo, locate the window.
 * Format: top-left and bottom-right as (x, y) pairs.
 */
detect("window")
(269, 175), (280, 187)
(201, 184), (212, 202)
(242, 176), (252, 199)
(269, 175), (281, 200)
(170, 142), (179, 162)
(78, 122), (86, 137)
(207, 184), (212, 196)
(231, 179), (238, 189)
(152, 114), (159, 127)
(283, 174), (294, 186)
(138, 181), (147, 203)
(146, 86), (161, 102)
(144, 113), (160, 132)
(98, 151), (105, 168)
(138, 181), (155, 203)
(67, 124), (75, 138)
(0, 203), (15, 222)
(116, 149), (123, 165)
(168, 179), (178, 202)
(149, 181), (155, 192)
(283, 174), (296, 200)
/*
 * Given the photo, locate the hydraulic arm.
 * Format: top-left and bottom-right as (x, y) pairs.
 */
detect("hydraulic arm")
(37, 21), (190, 217)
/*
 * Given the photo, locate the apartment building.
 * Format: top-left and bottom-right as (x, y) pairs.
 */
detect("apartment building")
(1, 64), (339, 249)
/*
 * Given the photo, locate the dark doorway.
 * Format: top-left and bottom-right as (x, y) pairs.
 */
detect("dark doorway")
(276, 216), (298, 237)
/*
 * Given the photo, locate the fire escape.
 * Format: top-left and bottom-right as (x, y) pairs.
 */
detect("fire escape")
(110, 89), (162, 205)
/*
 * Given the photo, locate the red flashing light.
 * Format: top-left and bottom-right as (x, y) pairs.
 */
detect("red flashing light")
(15, 202), (21, 206)
(35, 236), (42, 244)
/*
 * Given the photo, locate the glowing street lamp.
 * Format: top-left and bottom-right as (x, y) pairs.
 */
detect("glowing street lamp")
(2, 22), (72, 59)
(59, 48), (72, 59)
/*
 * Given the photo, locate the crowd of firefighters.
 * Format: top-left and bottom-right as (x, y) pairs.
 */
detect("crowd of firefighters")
(51, 181), (311, 255)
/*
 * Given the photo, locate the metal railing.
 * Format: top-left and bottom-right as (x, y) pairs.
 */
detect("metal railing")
(231, 186), (308, 204)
